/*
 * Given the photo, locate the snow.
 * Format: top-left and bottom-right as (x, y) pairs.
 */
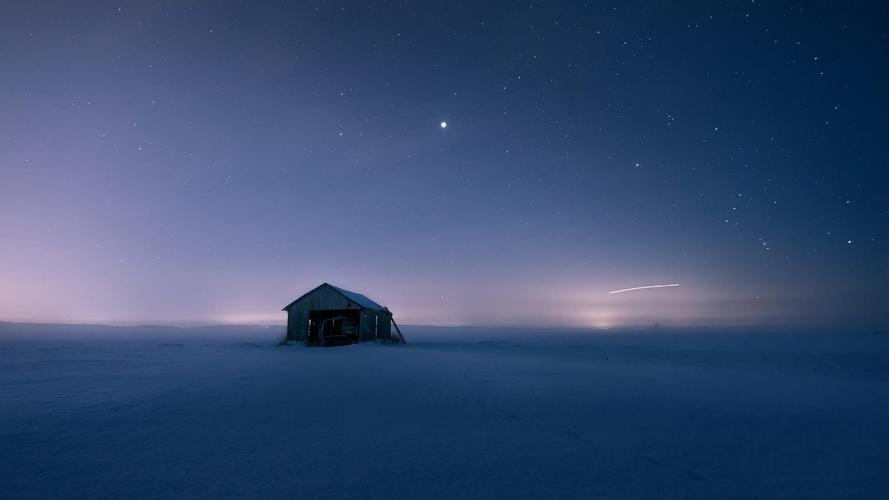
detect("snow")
(2, 324), (888, 499)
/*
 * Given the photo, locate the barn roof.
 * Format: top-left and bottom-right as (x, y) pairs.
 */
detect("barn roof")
(326, 284), (387, 310)
(282, 283), (388, 312)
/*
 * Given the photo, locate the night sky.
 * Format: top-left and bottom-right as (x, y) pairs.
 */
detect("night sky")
(2, 1), (887, 329)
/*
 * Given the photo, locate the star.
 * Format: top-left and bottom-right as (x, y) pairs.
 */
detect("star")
(440, 121), (447, 129)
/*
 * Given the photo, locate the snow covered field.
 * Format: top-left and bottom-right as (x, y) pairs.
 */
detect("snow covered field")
(2, 323), (888, 499)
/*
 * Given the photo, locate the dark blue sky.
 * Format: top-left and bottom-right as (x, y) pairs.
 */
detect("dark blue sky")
(1, 1), (887, 328)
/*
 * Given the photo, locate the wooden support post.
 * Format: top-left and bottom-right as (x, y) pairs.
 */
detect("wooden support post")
(387, 308), (406, 344)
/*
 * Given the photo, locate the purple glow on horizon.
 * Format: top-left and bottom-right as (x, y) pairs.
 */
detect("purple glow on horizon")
(0, 2), (887, 330)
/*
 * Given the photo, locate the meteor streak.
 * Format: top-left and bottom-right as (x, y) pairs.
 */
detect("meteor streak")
(609, 283), (680, 294)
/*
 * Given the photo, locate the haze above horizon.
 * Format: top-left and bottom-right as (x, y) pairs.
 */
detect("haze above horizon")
(1, 2), (887, 330)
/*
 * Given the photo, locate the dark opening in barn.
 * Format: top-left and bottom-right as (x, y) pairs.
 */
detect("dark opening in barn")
(282, 283), (405, 346)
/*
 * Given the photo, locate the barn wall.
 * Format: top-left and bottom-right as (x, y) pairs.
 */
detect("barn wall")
(286, 308), (307, 341)
(285, 285), (363, 341)
(285, 310), (296, 340)
(380, 311), (392, 339)
(359, 311), (371, 341)
(356, 310), (393, 341)
(289, 306), (393, 342)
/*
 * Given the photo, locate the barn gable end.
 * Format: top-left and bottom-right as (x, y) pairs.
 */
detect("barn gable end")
(283, 283), (399, 345)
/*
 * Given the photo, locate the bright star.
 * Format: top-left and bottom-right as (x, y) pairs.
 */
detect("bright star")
(440, 121), (447, 129)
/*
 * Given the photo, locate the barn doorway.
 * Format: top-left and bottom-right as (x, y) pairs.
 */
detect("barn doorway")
(307, 310), (360, 346)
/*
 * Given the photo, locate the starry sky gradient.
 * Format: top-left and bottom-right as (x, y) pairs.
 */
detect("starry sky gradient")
(1, 1), (887, 328)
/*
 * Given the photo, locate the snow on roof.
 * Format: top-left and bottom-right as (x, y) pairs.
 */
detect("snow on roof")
(282, 283), (388, 311)
(326, 284), (387, 311)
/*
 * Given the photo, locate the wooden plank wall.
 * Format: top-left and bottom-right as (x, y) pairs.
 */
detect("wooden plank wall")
(285, 285), (361, 341)
(356, 310), (392, 341)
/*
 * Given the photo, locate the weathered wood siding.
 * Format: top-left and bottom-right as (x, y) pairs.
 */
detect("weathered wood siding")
(377, 310), (392, 340)
(285, 285), (362, 341)
(357, 310), (392, 341)
(356, 310), (388, 341)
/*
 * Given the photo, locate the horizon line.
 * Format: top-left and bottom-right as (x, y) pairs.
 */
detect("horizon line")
(0, 319), (880, 334)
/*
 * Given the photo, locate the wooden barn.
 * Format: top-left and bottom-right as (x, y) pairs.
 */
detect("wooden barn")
(282, 283), (405, 346)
